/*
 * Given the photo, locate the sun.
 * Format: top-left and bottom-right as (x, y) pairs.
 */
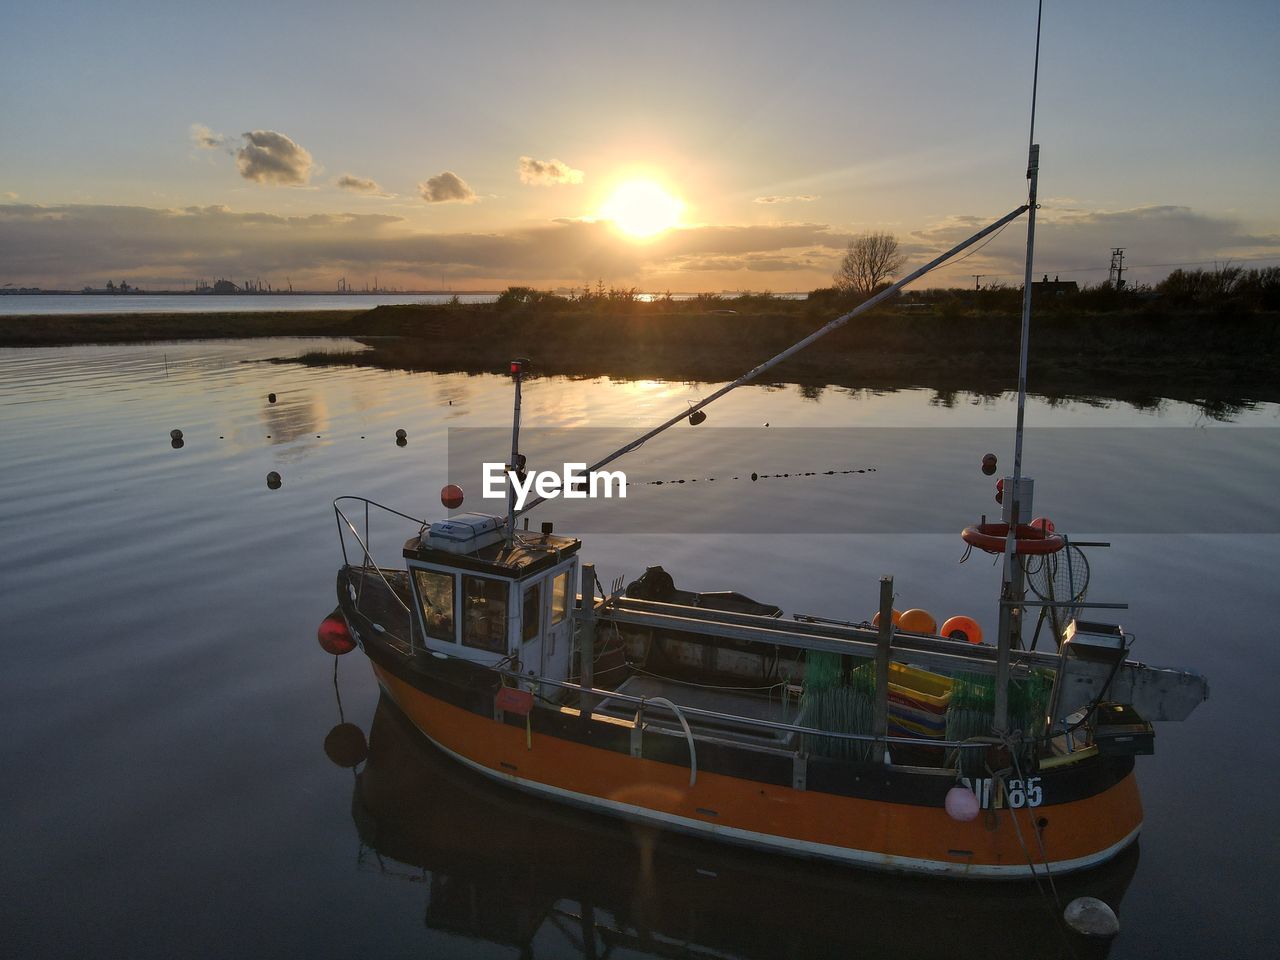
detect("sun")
(598, 179), (683, 238)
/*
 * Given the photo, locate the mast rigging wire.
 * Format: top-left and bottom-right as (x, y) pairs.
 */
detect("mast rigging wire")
(516, 203), (1030, 517)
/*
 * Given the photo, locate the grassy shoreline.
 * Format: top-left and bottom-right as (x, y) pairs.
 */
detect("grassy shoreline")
(4, 299), (1278, 410)
(0, 309), (367, 345)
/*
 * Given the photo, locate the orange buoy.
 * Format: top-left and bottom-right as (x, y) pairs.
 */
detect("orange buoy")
(318, 611), (356, 655)
(871, 608), (903, 628)
(941, 615), (984, 644)
(898, 608), (938, 634)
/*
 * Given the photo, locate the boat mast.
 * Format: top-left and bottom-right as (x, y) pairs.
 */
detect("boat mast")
(506, 358), (528, 544)
(995, 0), (1044, 733)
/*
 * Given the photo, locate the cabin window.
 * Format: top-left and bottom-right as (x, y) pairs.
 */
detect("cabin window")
(522, 582), (542, 643)
(551, 570), (570, 625)
(462, 575), (508, 652)
(414, 569), (455, 642)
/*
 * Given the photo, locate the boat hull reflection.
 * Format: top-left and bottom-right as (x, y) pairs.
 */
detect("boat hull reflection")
(351, 695), (1137, 960)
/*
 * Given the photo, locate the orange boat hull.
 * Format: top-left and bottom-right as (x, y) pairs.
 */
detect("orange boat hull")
(373, 664), (1143, 879)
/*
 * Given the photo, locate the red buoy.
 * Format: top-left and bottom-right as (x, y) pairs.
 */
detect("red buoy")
(318, 612), (356, 655)
(441, 484), (464, 510)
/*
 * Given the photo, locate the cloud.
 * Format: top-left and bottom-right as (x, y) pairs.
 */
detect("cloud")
(679, 253), (820, 272)
(2, 191), (17, 200)
(912, 204), (1280, 284)
(9, 200), (1270, 291)
(518, 156), (584, 186)
(236, 130), (314, 185)
(753, 195), (818, 204)
(419, 171), (477, 204)
(0, 203), (849, 287)
(189, 123), (231, 151)
(336, 174), (388, 196)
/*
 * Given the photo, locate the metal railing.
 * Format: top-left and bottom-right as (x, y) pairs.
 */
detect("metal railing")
(422, 635), (1016, 754)
(333, 496), (424, 643)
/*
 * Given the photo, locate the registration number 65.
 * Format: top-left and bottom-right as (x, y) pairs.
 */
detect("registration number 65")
(960, 776), (1044, 809)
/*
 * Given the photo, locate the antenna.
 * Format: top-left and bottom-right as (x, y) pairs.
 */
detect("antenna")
(995, 0), (1045, 733)
(1109, 247), (1126, 289)
(971, 274), (985, 291)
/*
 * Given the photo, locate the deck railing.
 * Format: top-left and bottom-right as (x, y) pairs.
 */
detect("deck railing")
(333, 496), (424, 648)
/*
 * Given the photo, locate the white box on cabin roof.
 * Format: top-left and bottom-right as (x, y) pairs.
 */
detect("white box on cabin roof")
(425, 513), (505, 554)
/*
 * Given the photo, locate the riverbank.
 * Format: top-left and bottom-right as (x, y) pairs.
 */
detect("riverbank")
(4, 298), (1277, 410)
(297, 299), (1280, 410)
(0, 310), (368, 344)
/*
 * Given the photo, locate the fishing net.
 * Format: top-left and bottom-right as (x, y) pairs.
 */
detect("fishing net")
(1024, 543), (1090, 647)
(798, 652), (874, 761)
(946, 670), (1054, 774)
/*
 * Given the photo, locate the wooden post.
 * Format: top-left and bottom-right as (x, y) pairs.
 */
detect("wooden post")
(873, 576), (893, 760)
(580, 563), (596, 720)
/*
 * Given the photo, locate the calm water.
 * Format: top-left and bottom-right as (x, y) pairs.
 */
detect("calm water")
(0, 291), (805, 315)
(2, 339), (1276, 959)
(0, 293), (498, 315)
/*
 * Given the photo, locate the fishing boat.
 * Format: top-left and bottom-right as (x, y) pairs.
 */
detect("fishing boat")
(341, 692), (1140, 957)
(319, 18), (1208, 880)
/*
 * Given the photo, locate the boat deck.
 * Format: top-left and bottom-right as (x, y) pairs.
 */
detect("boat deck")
(593, 674), (800, 749)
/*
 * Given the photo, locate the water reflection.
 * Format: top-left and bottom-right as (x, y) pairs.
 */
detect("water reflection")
(341, 694), (1137, 960)
(293, 342), (1274, 419)
(260, 390), (327, 450)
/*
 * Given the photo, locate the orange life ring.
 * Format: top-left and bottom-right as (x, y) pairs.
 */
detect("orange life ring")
(961, 521), (1065, 555)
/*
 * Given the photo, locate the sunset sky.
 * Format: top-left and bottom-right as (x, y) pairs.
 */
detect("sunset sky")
(2, 0), (1277, 292)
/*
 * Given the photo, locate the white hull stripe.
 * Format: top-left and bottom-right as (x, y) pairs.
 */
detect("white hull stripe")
(405, 711), (1142, 880)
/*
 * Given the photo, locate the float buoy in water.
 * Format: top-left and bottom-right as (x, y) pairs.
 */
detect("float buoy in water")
(981, 452), (997, 476)
(441, 484), (464, 509)
(897, 608), (937, 634)
(318, 612), (356, 655)
(323, 723), (367, 768)
(1063, 897), (1120, 939)
(941, 615), (983, 644)
(170, 428), (183, 440)
(266, 471), (282, 490)
(268, 393), (277, 403)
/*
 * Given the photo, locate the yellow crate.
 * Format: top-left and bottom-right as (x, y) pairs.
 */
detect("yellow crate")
(887, 662), (954, 710)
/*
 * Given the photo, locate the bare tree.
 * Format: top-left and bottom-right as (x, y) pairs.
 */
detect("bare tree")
(833, 231), (905, 296)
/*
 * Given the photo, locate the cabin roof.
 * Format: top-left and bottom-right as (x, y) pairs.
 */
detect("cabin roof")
(403, 531), (581, 578)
